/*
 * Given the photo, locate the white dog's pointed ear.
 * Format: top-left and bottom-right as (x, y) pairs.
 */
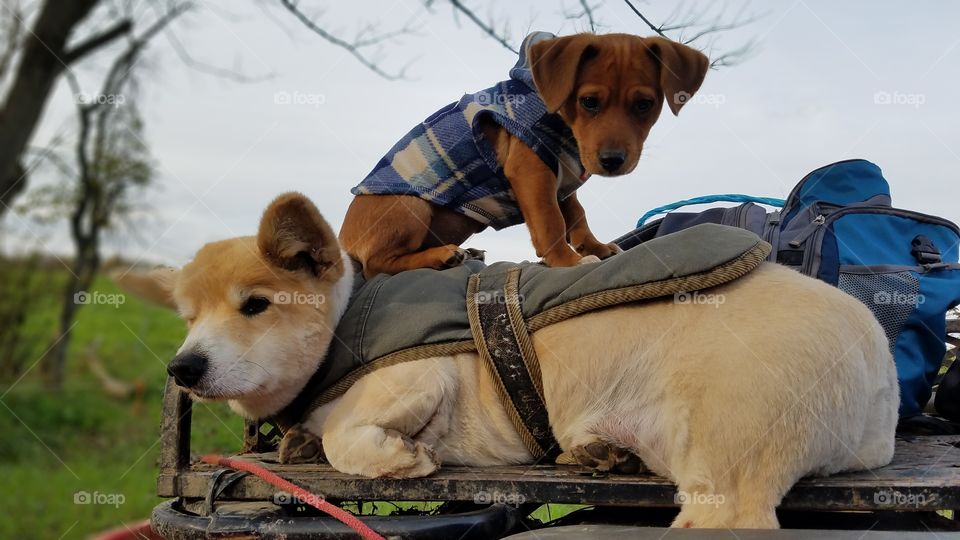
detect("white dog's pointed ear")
(257, 192), (343, 279)
(111, 267), (180, 310)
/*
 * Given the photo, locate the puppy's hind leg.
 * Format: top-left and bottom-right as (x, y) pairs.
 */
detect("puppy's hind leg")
(340, 195), (473, 278)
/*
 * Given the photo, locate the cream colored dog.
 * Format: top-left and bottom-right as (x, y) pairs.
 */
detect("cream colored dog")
(120, 193), (899, 529)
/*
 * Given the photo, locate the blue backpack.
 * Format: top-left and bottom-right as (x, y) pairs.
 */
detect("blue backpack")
(615, 159), (960, 418)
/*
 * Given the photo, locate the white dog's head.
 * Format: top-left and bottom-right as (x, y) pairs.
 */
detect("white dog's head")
(117, 193), (353, 419)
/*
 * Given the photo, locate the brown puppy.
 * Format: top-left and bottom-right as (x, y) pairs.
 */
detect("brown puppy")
(340, 33), (709, 278)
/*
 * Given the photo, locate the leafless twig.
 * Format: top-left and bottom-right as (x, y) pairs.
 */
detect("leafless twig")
(279, 0), (415, 80)
(579, 0), (598, 32)
(63, 19), (133, 64)
(622, 0), (669, 38)
(163, 28), (274, 83)
(623, 0), (762, 69)
(563, 0), (600, 32)
(445, 0), (517, 53)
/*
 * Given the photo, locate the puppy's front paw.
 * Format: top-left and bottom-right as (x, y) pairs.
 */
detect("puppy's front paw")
(576, 241), (623, 260)
(278, 424), (325, 464)
(577, 255), (602, 265)
(571, 440), (645, 474)
(439, 245), (468, 268)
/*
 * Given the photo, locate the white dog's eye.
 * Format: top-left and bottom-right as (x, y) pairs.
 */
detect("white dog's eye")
(241, 296), (271, 316)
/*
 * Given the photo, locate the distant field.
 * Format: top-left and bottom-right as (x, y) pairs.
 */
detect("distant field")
(0, 274), (240, 539)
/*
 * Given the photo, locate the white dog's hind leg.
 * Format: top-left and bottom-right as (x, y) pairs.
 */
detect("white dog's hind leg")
(669, 474), (740, 529)
(670, 460), (783, 529)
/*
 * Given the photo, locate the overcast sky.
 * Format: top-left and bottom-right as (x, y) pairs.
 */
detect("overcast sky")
(5, 0), (959, 268)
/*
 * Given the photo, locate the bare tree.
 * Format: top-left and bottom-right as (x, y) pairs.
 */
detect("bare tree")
(278, 0), (760, 80)
(0, 0), (759, 221)
(34, 6), (186, 390)
(0, 0), (134, 218)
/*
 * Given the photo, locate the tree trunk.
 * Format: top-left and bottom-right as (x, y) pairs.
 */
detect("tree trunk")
(0, 0), (101, 217)
(42, 237), (98, 390)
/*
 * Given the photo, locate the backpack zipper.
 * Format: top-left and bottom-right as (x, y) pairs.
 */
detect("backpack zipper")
(798, 206), (960, 276)
(781, 159), (874, 216)
(788, 214), (825, 248)
(734, 202), (753, 229)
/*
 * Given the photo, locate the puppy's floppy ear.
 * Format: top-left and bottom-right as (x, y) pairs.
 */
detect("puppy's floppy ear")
(257, 192), (343, 279)
(111, 267), (180, 310)
(529, 34), (598, 113)
(644, 37), (709, 115)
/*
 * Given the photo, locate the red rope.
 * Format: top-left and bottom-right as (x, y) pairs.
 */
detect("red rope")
(201, 454), (385, 540)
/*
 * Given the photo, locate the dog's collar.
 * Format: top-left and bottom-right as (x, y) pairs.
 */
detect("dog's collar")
(270, 257), (367, 432)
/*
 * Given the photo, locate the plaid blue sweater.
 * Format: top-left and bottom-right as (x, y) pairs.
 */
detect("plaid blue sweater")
(351, 32), (588, 230)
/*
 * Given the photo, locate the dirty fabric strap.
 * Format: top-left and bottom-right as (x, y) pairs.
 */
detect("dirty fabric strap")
(467, 267), (561, 461)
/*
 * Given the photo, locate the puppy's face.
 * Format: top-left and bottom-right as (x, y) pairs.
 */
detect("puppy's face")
(122, 194), (349, 419)
(530, 33), (709, 177)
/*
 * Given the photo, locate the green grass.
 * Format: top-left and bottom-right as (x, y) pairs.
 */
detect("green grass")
(0, 274), (241, 539)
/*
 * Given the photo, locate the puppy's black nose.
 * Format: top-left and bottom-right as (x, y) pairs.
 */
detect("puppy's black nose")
(599, 151), (626, 173)
(168, 352), (208, 388)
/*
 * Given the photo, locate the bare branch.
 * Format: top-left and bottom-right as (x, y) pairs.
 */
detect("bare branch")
(62, 19), (133, 65)
(622, 0), (669, 38)
(622, 0), (763, 69)
(446, 0), (517, 54)
(82, 3), (190, 114)
(279, 0), (411, 80)
(163, 28), (273, 83)
(708, 37), (757, 68)
(579, 0), (598, 32)
(0, 1), (24, 82)
(563, 0), (600, 32)
(680, 7), (766, 45)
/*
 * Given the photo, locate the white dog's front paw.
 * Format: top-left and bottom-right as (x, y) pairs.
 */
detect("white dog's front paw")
(278, 424), (325, 464)
(577, 255), (602, 265)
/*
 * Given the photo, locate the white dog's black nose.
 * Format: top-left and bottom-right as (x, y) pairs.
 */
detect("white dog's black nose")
(168, 352), (208, 388)
(599, 151), (626, 174)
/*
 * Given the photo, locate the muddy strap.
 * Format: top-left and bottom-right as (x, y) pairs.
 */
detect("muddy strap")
(467, 267), (560, 460)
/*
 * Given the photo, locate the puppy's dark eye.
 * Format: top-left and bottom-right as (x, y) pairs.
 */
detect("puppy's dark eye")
(579, 96), (600, 113)
(633, 99), (654, 114)
(241, 296), (270, 316)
